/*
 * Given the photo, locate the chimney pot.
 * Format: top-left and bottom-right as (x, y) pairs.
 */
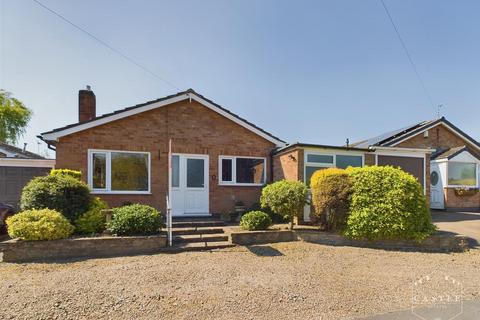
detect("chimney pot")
(79, 86), (96, 123)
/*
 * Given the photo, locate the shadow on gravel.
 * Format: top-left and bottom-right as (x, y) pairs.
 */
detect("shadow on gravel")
(246, 245), (284, 257)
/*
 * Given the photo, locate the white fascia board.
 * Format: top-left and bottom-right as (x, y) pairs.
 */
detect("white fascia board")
(0, 158), (55, 168)
(372, 146), (433, 153)
(389, 122), (480, 152)
(41, 93), (286, 147)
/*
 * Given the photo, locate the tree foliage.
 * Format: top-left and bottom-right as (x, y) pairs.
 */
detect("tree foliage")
(0, 89), (32, 144)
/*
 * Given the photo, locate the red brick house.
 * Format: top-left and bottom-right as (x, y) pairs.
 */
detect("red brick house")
(40, 88), (285, 216)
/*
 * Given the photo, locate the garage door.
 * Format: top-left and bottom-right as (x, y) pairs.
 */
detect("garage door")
(0, 166), (50, 208)
(377, 155), (424, 187)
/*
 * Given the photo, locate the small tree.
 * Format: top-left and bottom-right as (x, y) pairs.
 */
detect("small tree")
(260, 180), (308, 230)
(310, 168), (352, 231)
(0, 89), (32, 144)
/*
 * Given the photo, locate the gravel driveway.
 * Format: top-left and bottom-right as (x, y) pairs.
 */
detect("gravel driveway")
(1, 242), (480, 320)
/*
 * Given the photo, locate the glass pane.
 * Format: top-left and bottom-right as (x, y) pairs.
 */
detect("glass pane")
(236, 158), (265, 184)
(307, 154), (334, 164)
(92, 153), (106, 189)
(111, 152), (149, 191)
(221, 158), (232, 182)
(430, 171), (439, 186)
(336, 155), (362, 169)
(187, 158), (205, 188)
(172, 155), (179, 187)
(305, 166), (327, 187)
(448, 162), (476, 186)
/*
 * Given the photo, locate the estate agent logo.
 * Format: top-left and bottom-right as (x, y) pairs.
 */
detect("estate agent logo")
(412, 271), (463, 320)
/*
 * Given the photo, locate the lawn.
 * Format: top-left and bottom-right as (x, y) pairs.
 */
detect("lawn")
(1, 242), (480, 320)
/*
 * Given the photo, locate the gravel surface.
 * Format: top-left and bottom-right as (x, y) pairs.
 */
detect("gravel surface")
(1, 242), (480, 320)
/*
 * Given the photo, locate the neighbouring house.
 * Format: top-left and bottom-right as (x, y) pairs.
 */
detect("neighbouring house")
(0, 143), (55, 208)
(40, 88), (285, 216)
(350, 118), (480, 211)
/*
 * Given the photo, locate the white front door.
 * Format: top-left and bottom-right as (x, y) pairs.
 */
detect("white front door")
(430, 163), (444, 209)
(171, 154), (209, 216)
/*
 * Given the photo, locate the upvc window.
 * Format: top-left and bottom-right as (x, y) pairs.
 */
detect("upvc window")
(448, 162), (477, 187)
(219, 156), (266, 186)
(304, 152), (363, 186)
(88, 150), (151, 193)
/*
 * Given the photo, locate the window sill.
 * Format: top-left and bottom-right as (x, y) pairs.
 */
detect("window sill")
(91, 191), (152, 195)
(218, 183), (265, 187)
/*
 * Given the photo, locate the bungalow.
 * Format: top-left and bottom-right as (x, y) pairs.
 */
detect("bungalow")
(39, 88), (477, 218)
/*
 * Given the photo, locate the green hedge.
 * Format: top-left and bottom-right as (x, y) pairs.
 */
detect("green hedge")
(310, 168), (352, 231)
(74, 197), (109, 235)
(50, 169), (82, 180)
(107, 204), (162, 236)
(240, 211), (272, 231)
(6, 209), (74, 241)
(344, 166), (435, 241)
(20, 175), (91, 222)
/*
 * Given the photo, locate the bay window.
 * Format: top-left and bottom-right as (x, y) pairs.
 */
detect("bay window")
(88, 150), (150, 193)
(219, 156), (266, 185)
(448, 162), (477, 187)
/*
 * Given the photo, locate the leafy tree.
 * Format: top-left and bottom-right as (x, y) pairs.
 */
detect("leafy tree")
(0, 89), (32, 144)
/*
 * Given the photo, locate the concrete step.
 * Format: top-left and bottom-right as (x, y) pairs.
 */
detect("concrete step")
(172, 227), (225, 236)
(175, 234), (229, 243)
(172, 220), (226, 228)
(165, 241), (236, 252)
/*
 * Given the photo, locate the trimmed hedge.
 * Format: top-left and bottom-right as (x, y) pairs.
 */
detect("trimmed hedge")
(107, 204), (162, 236)
(260, 180), (308, 229)
(310, 168), (352, 231)
(6, 209), (74, 241)
(20, 175), (91, 222)
(344, 166), (435, 241)
(50, 169), (82, 180)
(74, 197), (108, 235)
(240, 211), (272, 231)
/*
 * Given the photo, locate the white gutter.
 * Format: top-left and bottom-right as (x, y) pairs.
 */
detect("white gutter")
(369, 146), (434, 154)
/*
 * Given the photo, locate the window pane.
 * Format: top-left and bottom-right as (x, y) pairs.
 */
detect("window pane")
(336, 155), (362, 169)
(111, 152), (149, 191)
(172, 155), (179, 187)
(187, 158), (205, 188)
(307, 154), (334, 164)
(448, 162), (476, 186)
(92, 153), (106, 189)
(221, 158), (232, 182)
(236, 158), (265, 184)
(305, 166), (327, 187)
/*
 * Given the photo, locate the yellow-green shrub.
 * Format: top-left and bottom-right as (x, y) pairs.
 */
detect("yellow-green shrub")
(74, 197), (108, 235)
(6, 209), (74, 241)
(50, 169), (82, 180)
(310, 168), (352, 231)
(344, 166), (436, 241)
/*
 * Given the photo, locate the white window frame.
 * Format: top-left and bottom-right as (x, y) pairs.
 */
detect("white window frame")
(304, 151), (364, 184)
(87, 149), (151, 194)
(446, 161), (479, 188)
(218, 155), (267, 186)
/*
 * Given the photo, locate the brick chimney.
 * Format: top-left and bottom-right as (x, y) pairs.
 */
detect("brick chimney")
(78, 85), (96, 122)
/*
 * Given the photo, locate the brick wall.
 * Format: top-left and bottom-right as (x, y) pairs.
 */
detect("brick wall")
(272, 148), (304, 182)
(55, 99), (277, 214)
(444, 187), (480, 210)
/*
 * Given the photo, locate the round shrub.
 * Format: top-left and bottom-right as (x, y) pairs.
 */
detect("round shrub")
(107, 204), (162, 236)
(344, 166), (436, 241)
(240, 211), (273, 231)
(74, 197), (108, 235)
(260, 180), (308, 229)
(6, 209), (74, 241)
(20, 175), (91, 222)
(310, 168), (352, 231)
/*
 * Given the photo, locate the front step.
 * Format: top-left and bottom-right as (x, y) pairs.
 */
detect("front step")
(172, 227), (225, 236)
(172, 220), (226, 228)
(175, 234), (229, 243)
(165, 241), (236, 252)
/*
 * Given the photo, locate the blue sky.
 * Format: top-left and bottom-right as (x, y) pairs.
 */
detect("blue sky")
(1, 0), (479, 157)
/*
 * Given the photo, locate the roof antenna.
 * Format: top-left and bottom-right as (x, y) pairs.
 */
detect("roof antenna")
(437, 104), (443, 119)
(346, 138), (350, 148)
